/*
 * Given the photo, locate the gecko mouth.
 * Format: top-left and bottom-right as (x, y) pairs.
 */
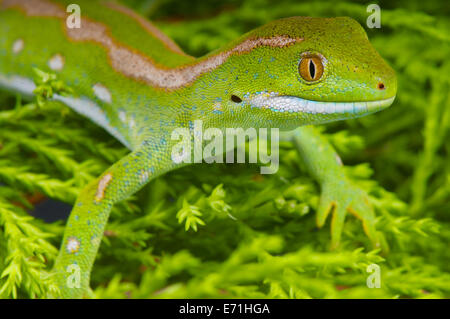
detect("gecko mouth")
(248, 93), (396, 114)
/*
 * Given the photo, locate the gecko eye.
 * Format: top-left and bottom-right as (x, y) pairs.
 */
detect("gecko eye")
(298, 54), (324, 82)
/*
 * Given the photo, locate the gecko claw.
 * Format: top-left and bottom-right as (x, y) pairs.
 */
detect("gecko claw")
(316, 179), (380, 250)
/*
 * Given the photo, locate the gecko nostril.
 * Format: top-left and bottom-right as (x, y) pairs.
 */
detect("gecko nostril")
(377, 82), (385, 90)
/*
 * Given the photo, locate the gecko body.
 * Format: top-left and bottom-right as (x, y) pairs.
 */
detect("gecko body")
(0, 0), (396, 298)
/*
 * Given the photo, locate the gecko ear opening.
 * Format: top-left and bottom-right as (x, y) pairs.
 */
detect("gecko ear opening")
(231, 95), (242, 103)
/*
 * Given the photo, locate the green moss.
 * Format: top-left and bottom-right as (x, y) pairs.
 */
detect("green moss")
(0, 0), (449, 298)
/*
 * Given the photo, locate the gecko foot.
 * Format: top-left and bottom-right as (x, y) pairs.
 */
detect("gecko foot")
(317, 178), (380, 250)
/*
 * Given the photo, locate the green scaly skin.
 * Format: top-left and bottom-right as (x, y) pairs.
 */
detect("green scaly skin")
(0, 0), (397, 298)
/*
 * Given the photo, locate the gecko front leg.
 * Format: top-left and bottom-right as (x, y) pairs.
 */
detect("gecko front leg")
(282, 126), (380, 249)
(50, 140), (179, 298)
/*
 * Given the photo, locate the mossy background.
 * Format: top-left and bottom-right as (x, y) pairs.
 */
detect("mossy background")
(0, 0), (449, 298)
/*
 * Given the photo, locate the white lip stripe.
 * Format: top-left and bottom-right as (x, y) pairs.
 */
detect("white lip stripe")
(335, 102), (346, 113)
(248, 94), (395, 114)
(326, 102), (335, 114)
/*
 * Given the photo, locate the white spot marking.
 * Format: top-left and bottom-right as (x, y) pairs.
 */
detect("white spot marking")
(12, 39), (24, 54)
(93, 83), (112, 103)
(66, 236), (80, 254)
(128, 117), (135, 129)
(48, 53), (65, 71)
(139, 170), (149, 184)
(118, 111), (127, 123)
(95, 173), (113, 202)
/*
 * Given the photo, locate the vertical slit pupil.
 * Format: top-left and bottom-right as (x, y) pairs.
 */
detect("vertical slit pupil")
(309, 59), (316, 79)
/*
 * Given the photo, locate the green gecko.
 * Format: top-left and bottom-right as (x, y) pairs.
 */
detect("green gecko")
(0, 0), (396, 298)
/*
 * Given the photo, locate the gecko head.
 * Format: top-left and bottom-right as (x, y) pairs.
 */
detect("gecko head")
(210, 16), (397, 130)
